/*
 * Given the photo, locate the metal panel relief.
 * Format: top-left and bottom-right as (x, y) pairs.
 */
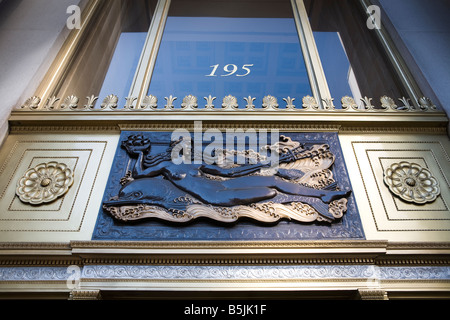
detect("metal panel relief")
(93, 131), (364, 241)
(339, 134), (450, 242)
(0, 133), (119, 243)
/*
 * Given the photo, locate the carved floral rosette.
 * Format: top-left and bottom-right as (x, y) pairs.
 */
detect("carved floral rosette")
(383, 161), (440, 204)
(16, 162), (74, 205)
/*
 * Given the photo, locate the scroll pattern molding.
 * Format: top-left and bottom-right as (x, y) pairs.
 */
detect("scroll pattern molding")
(17, 94), (439, 113)
(1, 265), (449, 282)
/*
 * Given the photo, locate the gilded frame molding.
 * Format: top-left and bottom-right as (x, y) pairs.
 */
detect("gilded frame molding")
(1, 240), (450, 266)
(1, 241), (449, 299)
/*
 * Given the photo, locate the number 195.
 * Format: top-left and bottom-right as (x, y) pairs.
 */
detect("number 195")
(206, 64), (254, 77)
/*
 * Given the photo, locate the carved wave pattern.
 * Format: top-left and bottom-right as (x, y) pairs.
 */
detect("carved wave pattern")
(103, 199), (347, 224)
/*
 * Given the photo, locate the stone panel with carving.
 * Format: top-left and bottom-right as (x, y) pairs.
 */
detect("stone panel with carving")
(339, 134), (450, 242)
(93, 131), (364, 241)
(0, 134), (119, 242)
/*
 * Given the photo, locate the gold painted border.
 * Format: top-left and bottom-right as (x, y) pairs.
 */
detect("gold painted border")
(1, 241), (449, 267)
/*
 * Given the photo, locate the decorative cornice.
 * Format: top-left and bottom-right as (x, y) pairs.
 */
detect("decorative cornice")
(69, 290), (102, 300)
(117, 123), (342, 132)
(1, 240), (447, 251)
(357, 289), (388, 300)
(339, 126), (448, 134)
(0, 241), (449, 267)
(10, 125), (120, 133)
(0, 242), (71, 251)
(10, 94), (448, 133)
(16, 94), (441, 113)
(70, 240), (388, 250)
(9, 123), (447, 135)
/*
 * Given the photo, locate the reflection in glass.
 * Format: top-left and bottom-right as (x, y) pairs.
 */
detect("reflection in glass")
(98, 33), (148, 107)
(314, 32), (359, 103)
(306, 0), (406, 105)
(95, 1), (158, 107)
(54, 0), (157, 107)
(148, 1), (312, 108)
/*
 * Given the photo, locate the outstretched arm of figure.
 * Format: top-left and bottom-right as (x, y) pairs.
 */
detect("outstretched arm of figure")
(200, 162), (270, 178)
(133, 151), (167, 178)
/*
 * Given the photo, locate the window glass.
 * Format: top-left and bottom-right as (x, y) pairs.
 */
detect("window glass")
(313, 32), (355, 101)
(148, 0), (312, 108)
(54, 0), (157, 106)
(306, 0), (406, 104)
(98, 33), (148, 107)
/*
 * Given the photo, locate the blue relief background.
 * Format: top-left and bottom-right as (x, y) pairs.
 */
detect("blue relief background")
(92, 131), (365, 241)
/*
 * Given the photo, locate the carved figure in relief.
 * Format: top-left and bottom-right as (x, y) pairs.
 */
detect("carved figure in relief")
(103, 134), (352, 224)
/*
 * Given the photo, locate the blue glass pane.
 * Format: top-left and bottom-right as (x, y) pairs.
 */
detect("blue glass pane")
(148, 17), (312, 107)
(313, 32), (356, 101)
(98, 33), (148, 107)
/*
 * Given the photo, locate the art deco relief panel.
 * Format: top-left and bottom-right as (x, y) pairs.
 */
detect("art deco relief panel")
(0, 132), (119, 242)
(339, 133), (450, 242)
(1, 128), (448, 245)
(93, 130), (365, 241)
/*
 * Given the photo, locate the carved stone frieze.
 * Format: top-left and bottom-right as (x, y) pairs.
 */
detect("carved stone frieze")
(339, 135), (450, 242)
(102, 134), (351, 225)
(93, 131), (363, 241)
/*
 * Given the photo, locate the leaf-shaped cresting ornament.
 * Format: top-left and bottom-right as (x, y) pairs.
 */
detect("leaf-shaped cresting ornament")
(262, 95), (279, 110)
(283, 97), (296, 110)
(204, 95), (216, 109)
(380, 96), (397, 110)
(61, 95), (79, 109)
(418, 97), (437, 111)
(341, 96), (358, 110)
(21, 96), (41, 110)
(101, 94), (119, 110)
(243, 96), (256, 110)
(302, 95), (319, 110)
(141, 95), (158, 109)
(84, 95), (99, 110)
(222, 95), (238, 109)
(164, 95), (177, 109)
(16, 162), (74, 205)
(181, 95), (198, 109)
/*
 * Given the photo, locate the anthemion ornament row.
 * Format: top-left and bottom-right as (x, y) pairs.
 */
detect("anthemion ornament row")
(17, 94), (439, 113)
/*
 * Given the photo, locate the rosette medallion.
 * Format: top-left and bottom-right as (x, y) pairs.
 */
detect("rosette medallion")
(16, 162), (74, 205)
(383, 161), (440, 204)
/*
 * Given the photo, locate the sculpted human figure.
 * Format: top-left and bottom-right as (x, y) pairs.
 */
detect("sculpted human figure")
(119, 135), (351, 208)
